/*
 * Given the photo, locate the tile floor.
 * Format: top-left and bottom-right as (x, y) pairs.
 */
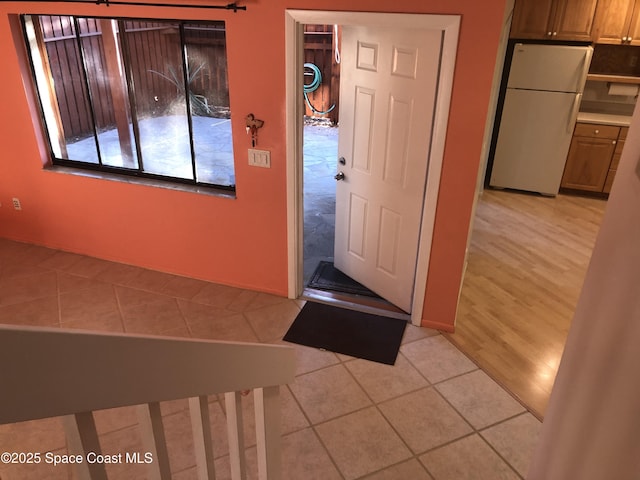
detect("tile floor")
(0, 238), (542, 480)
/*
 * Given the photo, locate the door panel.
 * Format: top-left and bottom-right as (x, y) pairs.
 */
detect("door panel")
(352, 87), (374, 173)
(553, 0), (599, 41)
(347, 193), (368, 259)
(377, 207), (401, 275)
(383, 96), (412, 186)
(335, 25), (441, 312)
(592, 0), (634, 44)
(628, 0), (640, 44)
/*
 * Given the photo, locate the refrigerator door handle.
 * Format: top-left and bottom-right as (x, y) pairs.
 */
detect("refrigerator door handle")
(579, 47), (594, 90)
(568, 93), (581, 134)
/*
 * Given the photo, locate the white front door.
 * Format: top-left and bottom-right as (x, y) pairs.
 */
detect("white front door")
(334, 25), (442, 312)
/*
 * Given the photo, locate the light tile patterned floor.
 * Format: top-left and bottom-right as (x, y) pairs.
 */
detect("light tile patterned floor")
(0, 238), (542, 480)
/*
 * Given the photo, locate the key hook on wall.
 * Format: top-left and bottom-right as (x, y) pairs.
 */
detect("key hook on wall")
(245, 113), (264, 147)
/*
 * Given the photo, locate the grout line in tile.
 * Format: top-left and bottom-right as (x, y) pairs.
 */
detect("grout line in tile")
(341, 355), (427, 458)
(111, 284), (128, 333)
(298, 358), (432, 477)
(175, 297), (196, 339)
(170, 296), (191, 336)
(376, 386), (446, 456)
(476, 410), (542, 480)
(477, 432), (526, 480)
(288, 365), (350, 428)
(419, 458), (437, 480)
(356, 458), (433, 480)
(398, 332), (534, 449)
(420, 384), (527, 479)
(428, 367), (482, 387)
(304, 401), (374, 430)
(416, 430), (478, 457)
(53, 271), (63, 327)
(399, 333), (478, 387)
(427, 380), (479, 434)
(305, 425), (347, 480)
(96, 418), (141, 438)
(240, 311), (263, 346)
(476, 409), (536, 433)
(277, 383), (316, 440)
(355, 357), (528, 475)
(441, 332), (539, 419)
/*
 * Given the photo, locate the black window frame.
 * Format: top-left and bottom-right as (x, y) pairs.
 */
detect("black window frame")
(21, 14), (236, 193)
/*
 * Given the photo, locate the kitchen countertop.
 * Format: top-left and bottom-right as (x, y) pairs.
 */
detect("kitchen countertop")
(577, 112), (632, 127)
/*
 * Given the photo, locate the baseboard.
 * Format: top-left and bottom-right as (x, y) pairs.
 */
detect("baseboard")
(421, 319), (455, 333)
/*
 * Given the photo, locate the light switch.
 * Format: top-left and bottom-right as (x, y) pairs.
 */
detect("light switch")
(248, 149), (271, 168)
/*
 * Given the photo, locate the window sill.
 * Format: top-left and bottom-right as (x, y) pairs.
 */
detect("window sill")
(44, 165), (237, 199)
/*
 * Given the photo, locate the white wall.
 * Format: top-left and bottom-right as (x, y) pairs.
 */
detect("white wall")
(528, 104), (640, 478)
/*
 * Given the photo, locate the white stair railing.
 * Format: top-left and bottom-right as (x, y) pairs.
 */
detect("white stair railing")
(0, 324), (296, 480)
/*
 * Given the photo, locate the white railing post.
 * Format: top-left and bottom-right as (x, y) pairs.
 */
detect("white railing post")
(225, 391), (247, 480)
(137, 402), (172, 480)
(63, 412), (107, 480)
(189, 395), (216, 480)
(254, 386), (282, 480)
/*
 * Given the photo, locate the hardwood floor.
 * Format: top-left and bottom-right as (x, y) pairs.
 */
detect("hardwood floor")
(446, 189), (607, 419)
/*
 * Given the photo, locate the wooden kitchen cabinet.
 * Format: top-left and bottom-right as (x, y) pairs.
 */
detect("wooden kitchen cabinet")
(561, 123), (627, 193)
(603, 126), (628, 192)
(592, 0), (640, 44)
(628, 7), (640, 44)
(510, 0), (599, 41)
(510, 0), (555, 38)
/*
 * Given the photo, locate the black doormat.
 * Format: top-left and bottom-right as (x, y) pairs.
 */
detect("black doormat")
(307, 261), (382, 298)
(283, 301), (407, 365)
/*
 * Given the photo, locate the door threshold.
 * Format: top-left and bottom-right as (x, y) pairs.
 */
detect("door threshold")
(301, 287), (411, 321)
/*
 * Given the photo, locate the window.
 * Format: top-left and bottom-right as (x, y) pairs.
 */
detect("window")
(23, 15), (235, 190)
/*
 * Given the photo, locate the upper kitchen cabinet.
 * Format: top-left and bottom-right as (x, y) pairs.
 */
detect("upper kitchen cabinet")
(593, 0), (640, 44)
(510, 0), (599, 41)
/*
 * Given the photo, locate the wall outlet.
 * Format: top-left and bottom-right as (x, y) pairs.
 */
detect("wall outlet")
(12, 198), (22, 210)
(248, 149), (271, 168)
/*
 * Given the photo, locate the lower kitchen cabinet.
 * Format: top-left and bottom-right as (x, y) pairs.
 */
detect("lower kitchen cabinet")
(603, 126), (627, 193)
(561, 123), (628, 193)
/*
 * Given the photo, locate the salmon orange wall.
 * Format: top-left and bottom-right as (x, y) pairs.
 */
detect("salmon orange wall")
(0, 0), (507, 330)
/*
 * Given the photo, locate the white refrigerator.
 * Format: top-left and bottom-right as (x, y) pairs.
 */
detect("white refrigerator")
(490, 43), (593, 196)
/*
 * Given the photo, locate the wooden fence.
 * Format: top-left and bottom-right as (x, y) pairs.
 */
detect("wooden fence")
(40, 15), (100, 140)
(37, 17), (339, 141)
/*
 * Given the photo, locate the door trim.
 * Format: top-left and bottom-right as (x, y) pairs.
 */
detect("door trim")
(285, 10), (460, 326)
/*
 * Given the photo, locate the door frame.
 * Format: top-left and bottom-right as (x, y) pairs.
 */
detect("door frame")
(285, 10), (460, 326)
